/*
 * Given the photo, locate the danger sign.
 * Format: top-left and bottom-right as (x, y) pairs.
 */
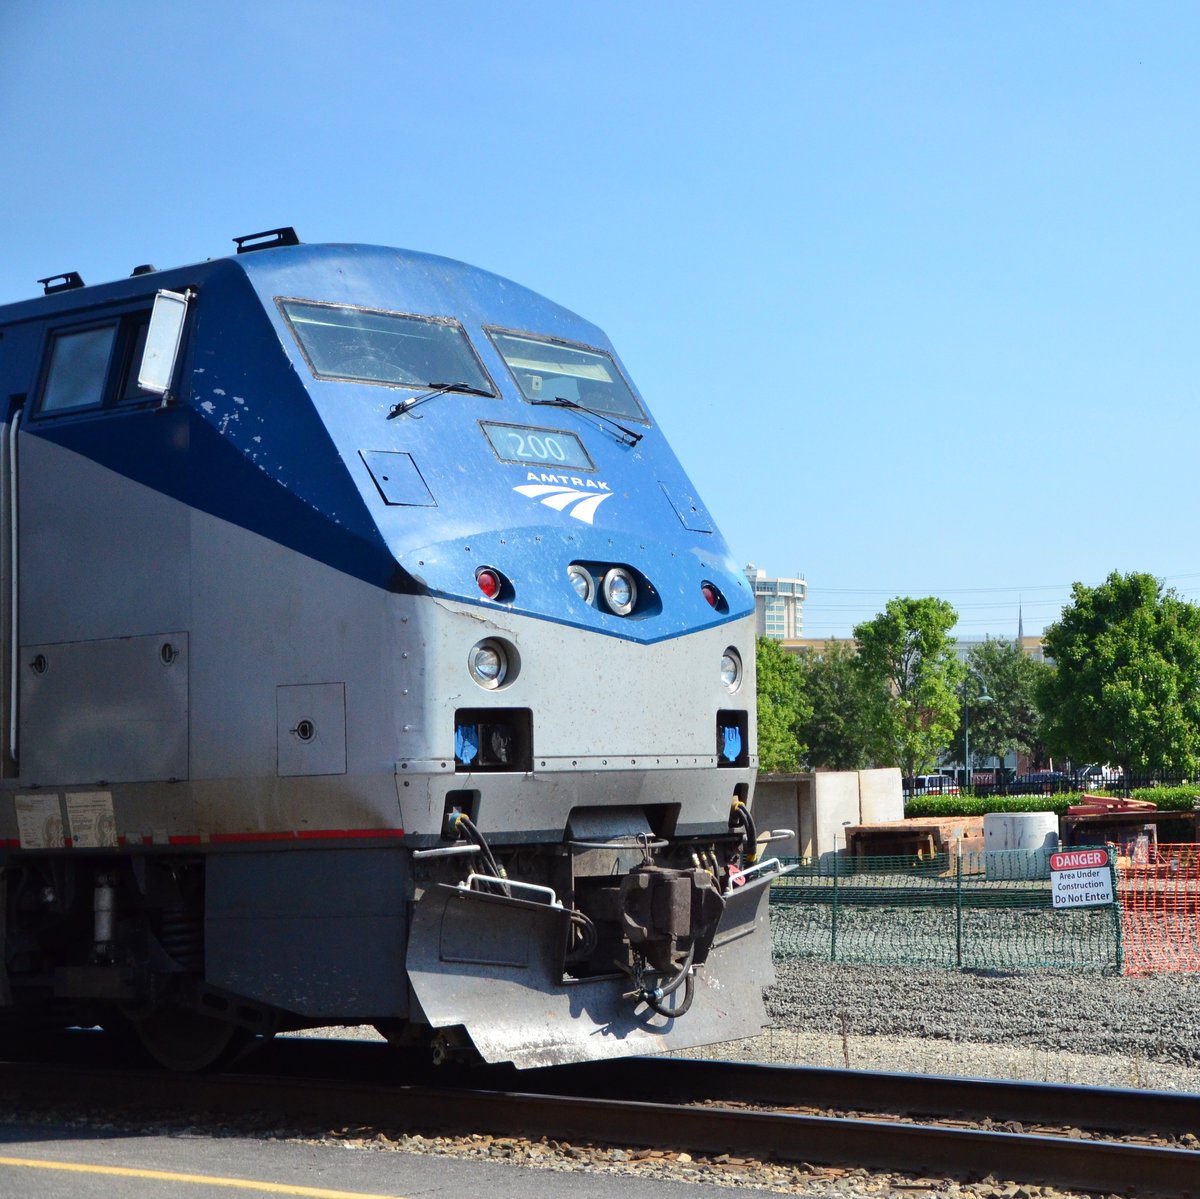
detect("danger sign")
(1050, 849), (1108, 871)
(1050, 847), (1113, 908)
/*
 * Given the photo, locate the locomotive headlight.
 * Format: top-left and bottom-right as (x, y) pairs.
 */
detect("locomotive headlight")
(567, 564), (594, 604)
(602, 567), (637, 616)
(469, 639), (508, 688)
(720, 647), (742, 692)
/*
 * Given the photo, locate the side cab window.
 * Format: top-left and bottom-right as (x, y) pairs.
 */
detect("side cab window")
(36, 310), (154, 418)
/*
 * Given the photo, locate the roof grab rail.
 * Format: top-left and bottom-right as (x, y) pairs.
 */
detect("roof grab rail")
(233, 227), (300, 254)
(37, 272), (85, 295)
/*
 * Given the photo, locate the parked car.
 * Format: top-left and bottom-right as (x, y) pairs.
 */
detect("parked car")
(1075, 764), (1124, 789)
(902, 773), (960, 796)
(1009, 771), (1072, 795)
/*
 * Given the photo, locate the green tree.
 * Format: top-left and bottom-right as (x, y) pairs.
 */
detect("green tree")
(1038, 571), (1200, 777)
(853, 597), (963, 779)
(798, 641), (873, 770)
(754, 636), (810, 773)
(947, 638), (1049, 769)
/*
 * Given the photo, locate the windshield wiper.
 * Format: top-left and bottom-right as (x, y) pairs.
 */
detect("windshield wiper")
(531, 396), (643, 446)
(387, 380), (493, 420)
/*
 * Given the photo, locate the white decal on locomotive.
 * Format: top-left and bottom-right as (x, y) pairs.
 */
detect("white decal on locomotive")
(514, 482), (614, 524)
(523, 471), (611, 490)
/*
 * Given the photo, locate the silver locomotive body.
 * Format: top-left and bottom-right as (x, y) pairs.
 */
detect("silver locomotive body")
(0, 233), (781, 1068)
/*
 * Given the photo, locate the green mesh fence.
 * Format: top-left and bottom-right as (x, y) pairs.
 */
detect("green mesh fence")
(769, 849), (1123, 973)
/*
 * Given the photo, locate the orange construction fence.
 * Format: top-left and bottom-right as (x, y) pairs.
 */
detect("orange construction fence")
(1118, 843), (1200, 975)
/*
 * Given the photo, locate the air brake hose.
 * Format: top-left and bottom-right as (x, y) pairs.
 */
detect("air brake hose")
(730, 798), (760, 866)
(641, 944), (696, 1018)
(451, 812), (510, 897)
(568, 908), (598, 958)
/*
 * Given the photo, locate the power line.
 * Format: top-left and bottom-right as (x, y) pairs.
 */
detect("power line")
(788, 573), (1200, 637)
(806, 571), (1200, 597)
(801, 604), (1065, 614)
(813, 584), (1067, 596)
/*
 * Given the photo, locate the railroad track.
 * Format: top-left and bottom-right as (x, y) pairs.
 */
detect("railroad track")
(1, 1034), (1197, 1196)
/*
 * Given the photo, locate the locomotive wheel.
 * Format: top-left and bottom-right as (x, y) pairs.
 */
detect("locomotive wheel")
(133, 1007), (251, 1072)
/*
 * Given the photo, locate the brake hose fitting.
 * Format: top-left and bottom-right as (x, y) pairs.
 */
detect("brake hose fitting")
(730, 797), (760, 866)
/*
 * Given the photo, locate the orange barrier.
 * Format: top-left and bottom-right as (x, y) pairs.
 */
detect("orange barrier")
(1118, 843), (1200, 975)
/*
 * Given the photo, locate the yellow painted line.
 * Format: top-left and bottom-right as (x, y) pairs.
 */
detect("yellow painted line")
(0, 1155), (408, 1198)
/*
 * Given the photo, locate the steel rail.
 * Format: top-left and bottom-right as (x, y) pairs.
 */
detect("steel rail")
(544, 1055), (1200, 1139)
(1, 1060), (1197, 1198)
(13, 1032), (1198, 1140)
(240, 1038), (1200, 1140)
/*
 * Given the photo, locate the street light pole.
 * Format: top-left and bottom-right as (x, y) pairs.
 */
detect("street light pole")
(963, 686), (992, 793)
(965, 701), (971, 792)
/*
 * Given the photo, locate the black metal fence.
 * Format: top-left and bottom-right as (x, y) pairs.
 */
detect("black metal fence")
(904, 771), (1192, 800)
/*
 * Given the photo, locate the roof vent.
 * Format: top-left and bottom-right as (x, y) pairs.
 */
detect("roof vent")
(233, 227), (300, 254)
(37, 272), (85, 295)
(131, 264), (158, 276)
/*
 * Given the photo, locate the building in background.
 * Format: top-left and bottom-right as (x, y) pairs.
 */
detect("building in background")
(783, 633), (1046, 662)
(745, 564), (807, 639)
(952, 634), (1048, 664)
(748, 576), (1048, 663)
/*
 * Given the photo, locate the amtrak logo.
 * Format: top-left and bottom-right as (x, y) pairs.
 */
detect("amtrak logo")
(514, 473), (614, 525)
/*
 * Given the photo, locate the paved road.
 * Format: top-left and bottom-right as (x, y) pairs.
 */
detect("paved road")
(0, 1120), (784, 1199)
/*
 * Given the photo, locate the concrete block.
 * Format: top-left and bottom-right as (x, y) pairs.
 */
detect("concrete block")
(812, 772), (860, 854)
(859, 767), (903, 823)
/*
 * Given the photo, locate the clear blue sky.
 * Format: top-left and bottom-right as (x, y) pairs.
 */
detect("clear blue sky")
(3, 2), (1197, 637)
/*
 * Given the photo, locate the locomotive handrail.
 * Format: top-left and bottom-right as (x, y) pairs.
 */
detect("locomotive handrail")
(7, 408), (19, 765)
(412, 844), (481, 859)
(461, 875), (563, 908)
(724, 857), (796, 896)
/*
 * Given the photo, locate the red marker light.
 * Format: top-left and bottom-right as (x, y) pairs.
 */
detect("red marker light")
(476, 569), (501, 599)
(701, 582), (718, 607)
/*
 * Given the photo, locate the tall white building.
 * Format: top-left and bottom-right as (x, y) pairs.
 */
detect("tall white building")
(744, 564), (807, 639)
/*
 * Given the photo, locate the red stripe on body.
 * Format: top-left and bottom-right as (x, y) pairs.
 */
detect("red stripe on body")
(4, 831), (405, 849)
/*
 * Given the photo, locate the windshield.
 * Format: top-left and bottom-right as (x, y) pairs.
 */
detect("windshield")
(487, 330), (647, 422)
(280, 299), (494, 393)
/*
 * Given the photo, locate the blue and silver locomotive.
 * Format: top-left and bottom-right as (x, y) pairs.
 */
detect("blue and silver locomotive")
(0, 229), (784, 1069)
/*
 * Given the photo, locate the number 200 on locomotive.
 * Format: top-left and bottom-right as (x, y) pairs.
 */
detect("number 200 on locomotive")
(0, 229), (787, 1070)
